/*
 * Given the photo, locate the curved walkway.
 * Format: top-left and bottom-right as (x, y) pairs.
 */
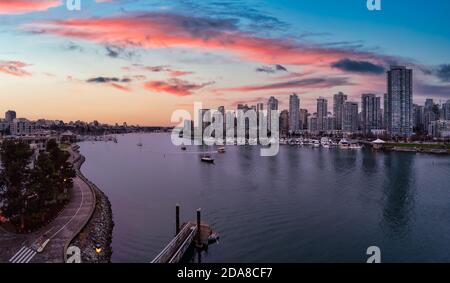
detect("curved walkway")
(0, 146), (96, 263)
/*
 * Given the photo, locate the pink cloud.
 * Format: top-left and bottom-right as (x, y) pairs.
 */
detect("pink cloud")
(0, 60), (32, 76)
(143, 78), (213, 96)
(27, 13), (379, 66)
(0, 0), (61, 15)
(219, 77), (354, 93)
(110, 82), (131, 92)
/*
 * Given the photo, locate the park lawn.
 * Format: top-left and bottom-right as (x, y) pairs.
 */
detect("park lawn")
(386, 143), (450, 150)
(59, 143), (71, 151)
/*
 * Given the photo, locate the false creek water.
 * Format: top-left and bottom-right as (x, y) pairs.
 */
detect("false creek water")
(78, 133), (450, 262)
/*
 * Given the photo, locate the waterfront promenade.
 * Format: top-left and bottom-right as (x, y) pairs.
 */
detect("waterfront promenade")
(0, 146), (96, 263)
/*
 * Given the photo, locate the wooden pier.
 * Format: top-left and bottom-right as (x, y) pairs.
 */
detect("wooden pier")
(151, 207), (215, 263)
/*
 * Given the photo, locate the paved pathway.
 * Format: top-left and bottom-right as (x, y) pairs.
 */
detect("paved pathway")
(0, 147), (95, 263)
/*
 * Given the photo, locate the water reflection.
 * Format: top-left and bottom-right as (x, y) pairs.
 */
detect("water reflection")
(381, 153), (416, 238)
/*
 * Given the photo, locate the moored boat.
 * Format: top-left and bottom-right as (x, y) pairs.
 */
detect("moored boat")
(201, 155), (214, 163)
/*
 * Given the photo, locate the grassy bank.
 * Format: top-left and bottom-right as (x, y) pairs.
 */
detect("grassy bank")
(385, 143), (450, 150)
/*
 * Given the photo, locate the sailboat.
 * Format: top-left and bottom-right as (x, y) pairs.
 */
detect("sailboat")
(137, 134), (143, 147)
(200, 142), (214, 163)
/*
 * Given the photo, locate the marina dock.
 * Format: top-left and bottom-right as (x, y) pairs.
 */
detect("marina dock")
(151, 207), (215, 263)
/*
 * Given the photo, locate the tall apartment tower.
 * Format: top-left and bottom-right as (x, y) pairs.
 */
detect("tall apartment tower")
(361, 93), (381, 134)
(443, 100), (450, 120)
(299, 109), (308, 130)
(289, 93), (300, 133)
(267, 96), (279, 130)
(386, 66), (413, 137)
(343, 102), (359, 133)
(316, 97), (328, 132)
(333, 92), (347, 130)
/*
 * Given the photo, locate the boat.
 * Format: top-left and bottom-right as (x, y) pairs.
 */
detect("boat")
(201, 155), (214, 163)
(350, 143), (363, 149)
(218, 146), (226, 153)
(312, 139), (320, 147)
(339, 138), (351, 149)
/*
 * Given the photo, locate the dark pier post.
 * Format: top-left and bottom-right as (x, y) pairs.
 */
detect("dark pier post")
(196, 208), (201, 246)
(175, 204), (180, 235)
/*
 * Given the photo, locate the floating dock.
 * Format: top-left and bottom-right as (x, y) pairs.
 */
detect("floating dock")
(151, 206), (215, 263)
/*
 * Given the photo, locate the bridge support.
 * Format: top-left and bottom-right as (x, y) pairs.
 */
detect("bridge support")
(196, 208), (202, 247)
(176, 204), (180, 235)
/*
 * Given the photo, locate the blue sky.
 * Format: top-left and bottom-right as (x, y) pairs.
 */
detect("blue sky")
(0, 0), (449, 125)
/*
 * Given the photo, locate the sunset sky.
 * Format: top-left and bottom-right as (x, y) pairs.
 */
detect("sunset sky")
(1, 0), (449, 126)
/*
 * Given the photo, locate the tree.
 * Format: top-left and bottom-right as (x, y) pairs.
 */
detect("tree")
(45, 139), (76, 200)
(0, 140), (34, 231)
(1, 139), (76, 232)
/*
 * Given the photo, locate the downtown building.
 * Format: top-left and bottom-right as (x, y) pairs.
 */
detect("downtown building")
(361, 93), (382, 134)
(307, 114), (318, 134)
(289, 93), (300, 133)
(413, 104), (425, 132)
(423, 98), (437, 132)
(316, 97), (328, 132)
(428, 120), (450, 139)
(280, 110), (289, 137)
(333, 92), (347, 131)
(267, 96), (279, 131)
(342, 102), (359, 133)
(442, 100), (450, 120)
(386, 66), (413, 137)
(9, 118), (36, 136)
(299, 109), (308, 131)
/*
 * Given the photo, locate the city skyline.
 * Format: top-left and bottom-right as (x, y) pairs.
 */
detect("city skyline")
(1, 0), (450, 126)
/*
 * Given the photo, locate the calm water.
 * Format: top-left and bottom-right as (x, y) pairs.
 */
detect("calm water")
(79, 133), (450, 263)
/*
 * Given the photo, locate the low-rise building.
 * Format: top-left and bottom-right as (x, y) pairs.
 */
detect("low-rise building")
(10, 118), (36, 136)
(428, 120), (450, 138)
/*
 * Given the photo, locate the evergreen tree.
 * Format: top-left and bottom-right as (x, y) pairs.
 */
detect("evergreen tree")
(0, 140), (34, 231)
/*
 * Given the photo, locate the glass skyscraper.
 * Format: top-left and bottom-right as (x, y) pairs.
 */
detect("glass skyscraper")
(386, 66), (413, 137)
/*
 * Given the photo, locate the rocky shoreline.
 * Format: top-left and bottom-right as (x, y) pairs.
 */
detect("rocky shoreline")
(70, 147), (114, 263)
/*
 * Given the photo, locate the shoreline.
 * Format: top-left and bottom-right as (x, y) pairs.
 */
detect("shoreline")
(69, 145), (114, 263)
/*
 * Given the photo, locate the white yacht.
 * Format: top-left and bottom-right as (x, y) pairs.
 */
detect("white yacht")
(339, 138), (350, 149)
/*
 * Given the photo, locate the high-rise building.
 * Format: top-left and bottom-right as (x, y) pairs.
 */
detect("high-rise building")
(198, 108), (211, 134)
(267, 96), (279, 130)
(299, 109), (308, 130)
(256, 103), (264, 113)
(280, 110), (289, 136)
(5, 110), (16, 122)
(383, 93), (388, 129)
(386, 66), (413, 137)
(443, 100), (450, 120)
(424, 98), (437, 133)
(343, 102), (359, 133)
(325, 114), (335, 132)
(413, 104), (425, 132)
(361, 93), (382, 134)
(333, 92), (347, 130)
(289, 93), (300, 133)
(218, 106), (225, 117)
(316, 97), (328, 132)
(256, 103), (264, 130)
(307, 114), (318, 133)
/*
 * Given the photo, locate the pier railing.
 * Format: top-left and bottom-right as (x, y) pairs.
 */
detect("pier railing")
(151, 223), (197, 263)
